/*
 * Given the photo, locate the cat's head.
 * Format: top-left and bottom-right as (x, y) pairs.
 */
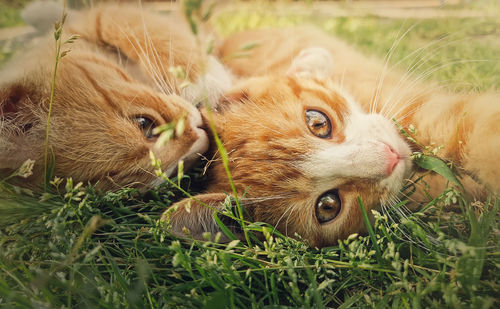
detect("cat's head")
(0, 37), (208, 191)
(166, 48), (412, 247)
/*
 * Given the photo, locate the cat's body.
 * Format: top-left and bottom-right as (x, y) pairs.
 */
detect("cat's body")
(168, 28), (499, 247)
(0, 4), (231, 191)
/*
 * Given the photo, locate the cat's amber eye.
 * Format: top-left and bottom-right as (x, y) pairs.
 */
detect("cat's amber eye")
(305, 109), (332, 138)
(134, 116), (157, 139)
(315, 190), (341, 224)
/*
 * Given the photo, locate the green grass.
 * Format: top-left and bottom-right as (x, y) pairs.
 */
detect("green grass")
(1, 2), (500, 308)
(0, 0), (26, 28)
(0, 0), (28, 64)
(215, 8), (500, 92)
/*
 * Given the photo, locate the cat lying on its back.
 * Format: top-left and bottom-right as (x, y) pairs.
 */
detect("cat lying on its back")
(166, 28), (500, 247)
(0, 4), (231, 191)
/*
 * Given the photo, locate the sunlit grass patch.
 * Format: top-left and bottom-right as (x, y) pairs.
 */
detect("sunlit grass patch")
(0, 1), (25, 28)
(215, 8), (500, 92)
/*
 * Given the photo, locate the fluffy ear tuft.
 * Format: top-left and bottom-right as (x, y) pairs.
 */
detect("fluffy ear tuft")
(287, 46), (334, 79)
(0, 84), (27, 116)
(0, 83), (39, 134)
(213, 89), (250, 111)
(162, 193), (239, 242)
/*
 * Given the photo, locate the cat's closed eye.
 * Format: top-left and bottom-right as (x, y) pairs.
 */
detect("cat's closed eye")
(305, 109), (332, 138)
(133, 116), (158, 139)
(315, 190), (342, 224)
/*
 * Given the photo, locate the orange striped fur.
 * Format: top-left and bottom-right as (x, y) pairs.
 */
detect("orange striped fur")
(168, 27), (499, 247)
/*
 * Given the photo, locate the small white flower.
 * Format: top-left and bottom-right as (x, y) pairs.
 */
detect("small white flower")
(15, 159), (35, 178)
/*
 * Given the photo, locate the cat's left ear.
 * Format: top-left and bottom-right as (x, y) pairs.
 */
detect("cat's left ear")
(162, 193), (238, 242)
(0, 82), (39, 133)
(287, 46), (334, 78)
(0, 83), (27, 116)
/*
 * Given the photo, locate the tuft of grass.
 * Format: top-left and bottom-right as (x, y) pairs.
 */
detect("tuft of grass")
(1, 174), (498, 307)
(44, 9), (79, 191)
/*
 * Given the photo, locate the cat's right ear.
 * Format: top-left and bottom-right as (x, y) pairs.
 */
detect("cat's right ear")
(215, 89), (250, 111)
(287, 46), (334, 79)
(0, 83), (27, 116)
(162, 193), (239, 242)
(0, 82), (38, 131)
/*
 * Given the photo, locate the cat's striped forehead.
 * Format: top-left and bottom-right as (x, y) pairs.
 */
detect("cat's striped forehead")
(219, 76), (353, 121)
(287, 77), (349, 118)
(210, 75), (357, 192)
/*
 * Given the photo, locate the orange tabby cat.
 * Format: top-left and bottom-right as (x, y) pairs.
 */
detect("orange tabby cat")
(0, 4), (231, 191)
(166, 27), (499, 248)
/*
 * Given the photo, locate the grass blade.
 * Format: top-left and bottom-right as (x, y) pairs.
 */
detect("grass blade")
(358, 196), (383, 265)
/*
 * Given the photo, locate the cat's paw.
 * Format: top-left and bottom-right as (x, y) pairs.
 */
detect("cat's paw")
(287, 46), (334, 78)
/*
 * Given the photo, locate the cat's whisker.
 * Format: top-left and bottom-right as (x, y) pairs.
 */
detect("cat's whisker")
(284, 203), (300, 238)
(395, 35), (452, 70)
(389, 59), (489, 119)
(379, 36), (460, 116)
(115, 14), (175, 95)
(393, 23), (475, 81)
(123, 94), (141, 115)
(136, 4), (177, 93)
(271, 203), (296, 237)
(385, 87), (434, 120)
(241, 194), (293, 202)
(380, 43), (455, 117)
(388, 59), (489, 118)
(139, 23), (177, 95)
(381, 193), (441, 249)
(143, 26), (176, 94)
(381, 202), (426, 248)
(382, 38), (470, 118)
(339, 66), (347, 94)
(372, 21), (418, 114)
(387, 81), (448, 120)
(379, 25), (469, 118)
(122, 31), (162, 88)
(116, 24), (172, 94)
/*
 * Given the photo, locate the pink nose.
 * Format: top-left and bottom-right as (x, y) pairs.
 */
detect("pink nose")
(384, 144), (400, 175)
